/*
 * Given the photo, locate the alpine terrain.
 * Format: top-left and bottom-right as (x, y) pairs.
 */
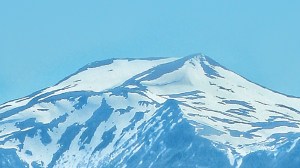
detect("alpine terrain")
(0, 54), (300, 168)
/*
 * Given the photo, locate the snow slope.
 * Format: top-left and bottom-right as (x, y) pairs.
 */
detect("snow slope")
(0, 54), (300, 168)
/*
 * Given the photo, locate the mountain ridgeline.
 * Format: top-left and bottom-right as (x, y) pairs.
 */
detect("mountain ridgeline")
(0, 54), (300, 168)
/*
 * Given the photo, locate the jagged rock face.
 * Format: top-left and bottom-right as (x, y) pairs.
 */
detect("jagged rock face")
(0, 54), (300, 168)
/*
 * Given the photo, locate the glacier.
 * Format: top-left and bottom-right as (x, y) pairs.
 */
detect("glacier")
(0, 54), (300, 168)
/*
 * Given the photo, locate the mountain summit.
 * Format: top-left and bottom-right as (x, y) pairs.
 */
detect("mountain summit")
(1, 54), (300, 168)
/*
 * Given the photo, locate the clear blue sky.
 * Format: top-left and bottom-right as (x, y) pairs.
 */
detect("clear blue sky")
(1, 1), (300, 104)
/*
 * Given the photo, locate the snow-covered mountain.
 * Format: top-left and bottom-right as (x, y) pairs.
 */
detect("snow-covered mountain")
(1, 54), (300, 168)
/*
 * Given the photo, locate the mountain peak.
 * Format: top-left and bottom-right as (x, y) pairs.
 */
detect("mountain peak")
(1, 54), (300, 168)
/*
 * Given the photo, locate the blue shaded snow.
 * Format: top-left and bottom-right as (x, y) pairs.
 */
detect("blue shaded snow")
(106, 99), (232, 168)
(79, 98), (114, 148)
(241, 137), (300, 168)
(0, 148), (29, 168)
(1, 114), (68, 147)
(92, 126), (117, 154)
(48, 123), (82, 168)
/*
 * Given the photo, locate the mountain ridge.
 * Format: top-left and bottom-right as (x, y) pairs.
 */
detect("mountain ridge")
(1, 54), (298, 106)
(0, 54), (300, 167)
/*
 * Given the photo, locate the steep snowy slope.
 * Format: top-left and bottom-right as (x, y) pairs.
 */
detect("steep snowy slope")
(0, 54), (300, 168)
